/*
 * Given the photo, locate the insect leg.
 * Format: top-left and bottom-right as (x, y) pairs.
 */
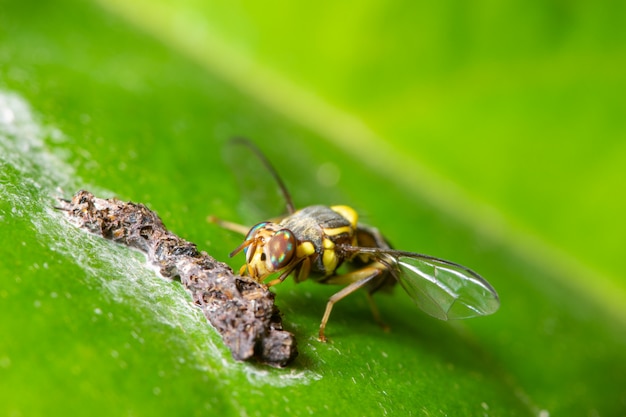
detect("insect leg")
(365, 292), (390, 332)
(266, 264), (298, 287)
(266, 257), (311, 287)
(207, 215), (250, 236)
(319, 265), (385, 342)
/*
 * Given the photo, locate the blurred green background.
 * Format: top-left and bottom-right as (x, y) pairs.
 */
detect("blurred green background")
(1, 0), (625, 415)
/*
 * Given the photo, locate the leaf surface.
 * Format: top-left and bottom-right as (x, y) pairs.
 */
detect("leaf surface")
(1, 1), (625, 416)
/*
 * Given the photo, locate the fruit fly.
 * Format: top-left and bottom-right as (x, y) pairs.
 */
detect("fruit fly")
(212, 139), (499, 342)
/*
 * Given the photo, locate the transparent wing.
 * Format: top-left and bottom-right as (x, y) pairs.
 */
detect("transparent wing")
(223, 138), (294, 223)
(394, 254), (500, 320)
(343, 246), (500, 320)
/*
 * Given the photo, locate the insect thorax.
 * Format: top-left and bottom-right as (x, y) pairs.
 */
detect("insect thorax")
(279, 205), (358, 276)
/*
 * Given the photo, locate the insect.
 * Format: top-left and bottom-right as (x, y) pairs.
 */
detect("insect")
(212, 139), (500, 342)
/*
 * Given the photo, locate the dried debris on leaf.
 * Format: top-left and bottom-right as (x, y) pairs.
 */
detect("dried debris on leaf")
(57, 190), (297, 367)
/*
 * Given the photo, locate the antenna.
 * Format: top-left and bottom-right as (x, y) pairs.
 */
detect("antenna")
(230, 138), (296, 214)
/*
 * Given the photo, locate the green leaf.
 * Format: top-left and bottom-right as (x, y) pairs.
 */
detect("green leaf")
(1, 1), (625, 416)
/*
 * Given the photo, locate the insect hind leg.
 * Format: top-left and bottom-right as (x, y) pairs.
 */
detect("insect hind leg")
(365, 292), (390, 333)
(319, 265), (386, 342)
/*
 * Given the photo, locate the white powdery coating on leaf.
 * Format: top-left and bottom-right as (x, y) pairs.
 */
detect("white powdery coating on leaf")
(0, 89), (317, 386)
(0, 90), (221, 365)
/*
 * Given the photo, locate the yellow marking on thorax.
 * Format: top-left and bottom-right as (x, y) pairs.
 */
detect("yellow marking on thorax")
(330, 205), (358, 229)
(297, 241), (316, 258)
(323, 225), (352, 236)
(322, 238), (338, 272)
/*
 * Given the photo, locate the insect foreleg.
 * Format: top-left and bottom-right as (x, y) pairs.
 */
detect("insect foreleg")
(207, 215), (250, 236)
(319, 265), (386, 342)
(266, 263), (298, 287)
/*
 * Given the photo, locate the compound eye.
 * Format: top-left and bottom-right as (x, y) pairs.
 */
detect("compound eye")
(245, 222), (269, 241)
(267, 229), (296, 270)
(243, 222), (269, 256)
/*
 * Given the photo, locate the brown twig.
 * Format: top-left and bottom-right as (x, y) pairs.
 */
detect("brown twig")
(57, 190), (297, 367)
